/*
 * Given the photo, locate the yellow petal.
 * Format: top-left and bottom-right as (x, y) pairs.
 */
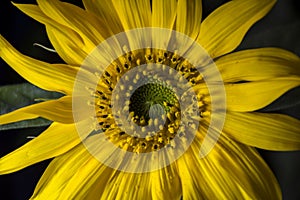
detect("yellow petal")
(224, 112), (300, 150)
(82, 170), (114, 200)
(151, 0), (177, 29)
(197, 0), (276, 58)
(31, 133), (151, 200)
(100, 170), (152, 200)
(46, 25), (89, 65)
(216, 47), (300, 82)
(178, 130), (281, 199)
(225, 77), (300, 111)
(36, 0), (109, 46)
(45, 135), (114, 200)
(0, 122), (80, 174)
(151, 164), (182, 200)
(176, 0), (202, 39)
(112, 0), (151, 30)
(0, 96), (73, 125)
(12, 3), (57, 28)
(213, 135), (282, 199)
(0, 36), (77, 94)
(31, 142), (94, 199)
(58, 157), (112, 200)
(150, 0), (177, 49)
(86, 133), (151, 200)
(81, 136), (152, 200)
(177, 125), (237, 199)
(13, 3), (91, 65)
(177, 154), (207, 199)
(82, 0), (123, 34)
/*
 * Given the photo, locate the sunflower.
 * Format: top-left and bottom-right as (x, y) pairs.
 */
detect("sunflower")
(1, 0), (300, 199)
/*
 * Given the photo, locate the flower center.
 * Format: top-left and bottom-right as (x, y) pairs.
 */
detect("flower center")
(93, 49), (210, 153)
(129, 82), (177, 126)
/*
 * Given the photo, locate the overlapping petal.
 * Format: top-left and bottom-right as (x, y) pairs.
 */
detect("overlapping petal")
(82, 0), (123, 34)
(57, 157), (113, 200)
(177, 124), (243, 199)
(30, 142), (95, 199)
(100, 171), (152, 200)
(53, 134), (114, 199)
(150, 164), (182, 200)
(36, 0), (109, 46)
(178, 130), (281, 199)
(31, 134), (179, 200)
(13, 3), (90, 65)
(46, 25), (90, 65)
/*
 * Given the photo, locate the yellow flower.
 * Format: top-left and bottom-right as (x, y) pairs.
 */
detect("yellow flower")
(0, 0), (300, 199)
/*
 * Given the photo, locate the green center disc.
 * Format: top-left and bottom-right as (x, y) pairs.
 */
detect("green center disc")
(129, 83), (177, 126)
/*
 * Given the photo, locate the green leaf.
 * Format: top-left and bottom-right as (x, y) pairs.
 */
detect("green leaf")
(0, 83), (62, 130)
(0, 118), (51, 131)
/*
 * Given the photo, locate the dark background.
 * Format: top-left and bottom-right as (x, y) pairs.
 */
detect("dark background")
(0, 0), (299, 199)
